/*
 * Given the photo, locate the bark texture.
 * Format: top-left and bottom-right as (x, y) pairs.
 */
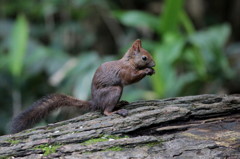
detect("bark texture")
(0, 94), (240, 159)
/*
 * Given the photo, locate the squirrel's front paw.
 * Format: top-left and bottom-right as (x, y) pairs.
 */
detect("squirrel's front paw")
(145, 68), (155, 76)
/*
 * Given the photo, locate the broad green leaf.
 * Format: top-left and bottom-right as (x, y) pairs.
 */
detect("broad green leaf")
(179, 10), (195, 35)
(9, 15), (29, 77)
(167, 72), (197, 96)
(59, 52), (100, 94)
(73, 68), (95, 100)
(0, 52), (7, 69)
(161, 34), (185, 63)
(152, 44), (174, 97)
(44, 49), (69, 75)
(189, 24), (230, 50)
(189, 24), (232, 77)
(23, 41), (50, 76)
(184, 47), (207, 79)
(160, 0), (185, 34)
(113, 10), (160, 31)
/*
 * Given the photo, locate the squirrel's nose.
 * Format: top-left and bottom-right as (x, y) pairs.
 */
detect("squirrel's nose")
(149, 61), (155, 67)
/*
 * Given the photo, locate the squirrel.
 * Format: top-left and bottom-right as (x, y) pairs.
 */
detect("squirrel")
(10, 39), (155, 133)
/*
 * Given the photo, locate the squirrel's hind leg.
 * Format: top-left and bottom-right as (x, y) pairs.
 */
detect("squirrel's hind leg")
(99, 86), (128, 117)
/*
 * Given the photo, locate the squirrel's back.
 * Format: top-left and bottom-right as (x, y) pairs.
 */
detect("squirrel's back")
(92, 60), (123, 87)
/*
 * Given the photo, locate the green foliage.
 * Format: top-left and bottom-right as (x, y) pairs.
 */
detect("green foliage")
(0, 14), (29, 83)
(0, 14), (30, 135)
(113, 10), (160, 30)
(9, 15), (29, 78)
(0, 2), (114, 134)
(189, 24), (232, 77)
(58, 53), (112, 100)
(160, 0), (185, 34)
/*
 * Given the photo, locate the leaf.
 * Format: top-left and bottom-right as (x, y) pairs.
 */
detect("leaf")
(23, 42), (49, 76)
(167, 72), (197, 97)
(0, 52), (7, 69)
(44, 49), (69, 75)
(184, 47), (207, 79)
(58, 52), (101, 95)
(8, 14), (29, 77)
(189, 24), (232, 77)
(160, 0), (185, 34)
(73, 68), (95, 100)
(113, 10), (160, 31)
(189, 24), (230, 50)
(179, 10), (195, 35)
(152, 45), (174, 97)
(163, 34), (185, 63)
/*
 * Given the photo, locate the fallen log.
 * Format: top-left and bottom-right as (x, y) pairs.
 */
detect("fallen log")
(0, 94), (239, 159)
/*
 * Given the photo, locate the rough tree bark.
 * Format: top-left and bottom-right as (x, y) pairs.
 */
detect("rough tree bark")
(0, 94), (240, 159)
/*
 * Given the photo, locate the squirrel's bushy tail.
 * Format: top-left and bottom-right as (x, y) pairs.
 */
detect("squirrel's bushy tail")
(10, 94), (91, 133)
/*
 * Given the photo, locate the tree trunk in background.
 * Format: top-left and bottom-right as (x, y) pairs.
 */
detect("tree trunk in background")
(0, 94), (240, 159)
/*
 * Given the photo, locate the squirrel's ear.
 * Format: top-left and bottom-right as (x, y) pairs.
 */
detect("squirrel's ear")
(131, 39), (142, 52)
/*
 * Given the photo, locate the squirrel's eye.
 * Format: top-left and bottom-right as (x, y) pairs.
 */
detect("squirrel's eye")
(142, 56), (147, 61)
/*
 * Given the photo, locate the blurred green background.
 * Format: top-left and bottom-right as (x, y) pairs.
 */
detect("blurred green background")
(0, 0), (240, 135)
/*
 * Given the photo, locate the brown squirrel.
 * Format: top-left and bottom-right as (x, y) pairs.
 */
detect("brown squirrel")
(10, 39), (155, 133)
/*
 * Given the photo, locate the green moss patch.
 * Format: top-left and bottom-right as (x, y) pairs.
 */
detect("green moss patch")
(146, 141), (161, 147)
(0, 156), (11, 159)
(104, 146), (124, 151)
(34, 144), (62, 156)
(23, 128), (37, 133)
(82, 137), (108, 145)
(6, 139), (20, 145)
(81, 134), (129, 145)
(103, 134), (129, 140)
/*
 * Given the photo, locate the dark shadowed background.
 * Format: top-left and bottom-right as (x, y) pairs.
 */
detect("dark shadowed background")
(0, 0), (240, 135)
